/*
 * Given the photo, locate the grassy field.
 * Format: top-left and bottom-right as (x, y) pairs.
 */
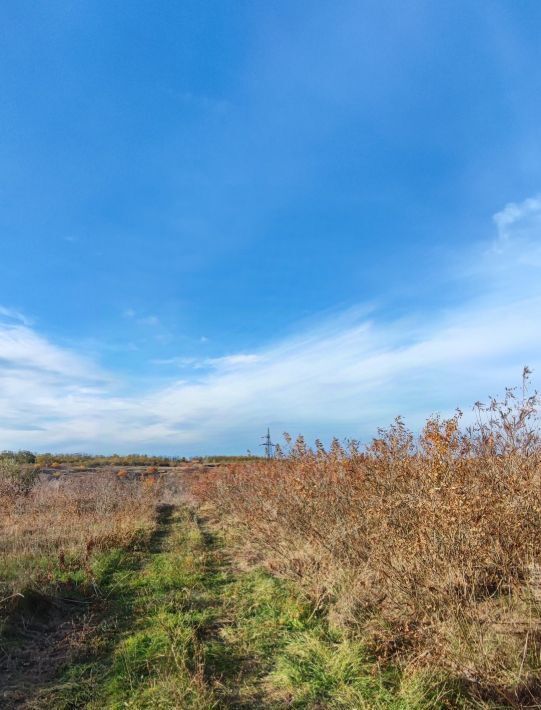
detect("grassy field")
(1, 376), (541, 708)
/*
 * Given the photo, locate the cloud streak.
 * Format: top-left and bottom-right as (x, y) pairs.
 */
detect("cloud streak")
(1, 196), (541, 454)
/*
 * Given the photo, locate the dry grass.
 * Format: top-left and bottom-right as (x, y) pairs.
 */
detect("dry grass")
(190, 371), (541, 706)
(0, 471), (158, 614)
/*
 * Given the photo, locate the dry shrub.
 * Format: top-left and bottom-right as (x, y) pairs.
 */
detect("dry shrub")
(190, 371), (541, 702)
(0, 458), (39, 498)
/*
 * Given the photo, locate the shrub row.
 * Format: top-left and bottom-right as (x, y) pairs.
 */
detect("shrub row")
(190, 372), (541, 704)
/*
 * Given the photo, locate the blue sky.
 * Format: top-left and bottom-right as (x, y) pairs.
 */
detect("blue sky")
(1, 1), (541, 454)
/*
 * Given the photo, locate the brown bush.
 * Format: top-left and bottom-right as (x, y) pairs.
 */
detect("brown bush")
(0, 458), (39, 498)
(189, 371), (541, 702)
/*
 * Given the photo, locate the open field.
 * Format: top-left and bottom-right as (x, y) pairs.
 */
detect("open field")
(5, 1), (541, 706)
(2, 379), (541, 708)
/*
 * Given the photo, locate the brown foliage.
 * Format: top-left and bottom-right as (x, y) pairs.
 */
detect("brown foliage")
(189, 371), (541, 701)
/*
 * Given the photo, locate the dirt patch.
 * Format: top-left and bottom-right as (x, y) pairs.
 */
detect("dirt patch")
(0, 591), (95, 708)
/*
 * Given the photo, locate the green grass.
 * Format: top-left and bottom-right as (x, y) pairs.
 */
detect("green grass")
(217, 570), (465, 709)
(32, 505), (219, 709)
(24, 505), (474, 708)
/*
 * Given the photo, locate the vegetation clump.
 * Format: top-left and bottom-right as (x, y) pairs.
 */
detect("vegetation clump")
(0, 450), (36, 464)
(190, 370), (541, 706)
(0, 457), (39, 498)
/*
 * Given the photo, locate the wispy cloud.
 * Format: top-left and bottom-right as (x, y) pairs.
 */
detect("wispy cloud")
(493, 194), (541, 243)
(151, 357), (200, 368)
(123, 309), (161, 327)
(491, 194), (541, 266)
(207, 354), (261, 368)
(1, 196), (541, 453)
(0, 306), (32, 327)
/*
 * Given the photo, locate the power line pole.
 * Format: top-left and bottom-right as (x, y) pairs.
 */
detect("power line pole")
(260, 428), (275, 459)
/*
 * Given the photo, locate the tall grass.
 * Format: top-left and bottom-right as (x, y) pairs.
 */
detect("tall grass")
(0, 470), (158, 617)
(190, 370), (541, 705)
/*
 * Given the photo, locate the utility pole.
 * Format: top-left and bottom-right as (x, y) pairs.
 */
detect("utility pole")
(260, 428), (275, 459)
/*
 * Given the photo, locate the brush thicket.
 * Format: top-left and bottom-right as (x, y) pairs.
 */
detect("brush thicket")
(190, 370), (541, 704)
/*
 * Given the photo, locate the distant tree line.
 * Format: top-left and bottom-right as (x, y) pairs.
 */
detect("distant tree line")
(0, 451), (263, 467)
(34, 453), (188, 467)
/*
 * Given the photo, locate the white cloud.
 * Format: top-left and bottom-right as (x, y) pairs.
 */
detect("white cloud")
(0, 306), (32, 327)
(207, 354), (261, 368)
(0, 323), (102, 380)
(1, 196), (541, 454)
(490, 194), (541, 266)
(493, 194), (541, 243)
